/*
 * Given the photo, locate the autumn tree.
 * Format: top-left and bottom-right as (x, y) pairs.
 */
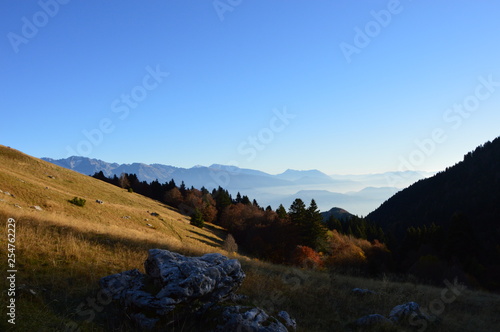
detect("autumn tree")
(222, 233), (238, 253)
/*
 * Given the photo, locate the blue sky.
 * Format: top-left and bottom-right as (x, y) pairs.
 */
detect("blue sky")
(1, 0), (500, 175)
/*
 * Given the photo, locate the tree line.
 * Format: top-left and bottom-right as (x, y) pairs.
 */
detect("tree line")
(92, 171), (389, 271)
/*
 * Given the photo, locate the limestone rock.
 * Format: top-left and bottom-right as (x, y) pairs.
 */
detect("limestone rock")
(99, 249), (291, 331)
(144, 249), (245, 303)
(353, 314), (393, 327)
(278, 310), (297, 330)
(389, 301), (430, 323)
(213, 306), (289, 332)
(351, 287), (376, 295)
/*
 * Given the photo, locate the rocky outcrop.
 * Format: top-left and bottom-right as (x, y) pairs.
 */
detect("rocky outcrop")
(388, 301), (431, 323)
(350, 301), (434, 329)
(100, 249), (295, 331)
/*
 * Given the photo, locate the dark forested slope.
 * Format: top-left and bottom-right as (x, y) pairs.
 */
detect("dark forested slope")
(368, 137), (500, 236)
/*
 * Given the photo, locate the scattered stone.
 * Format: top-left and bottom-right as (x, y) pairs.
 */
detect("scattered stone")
(96, 200), (104, 204)
(213, 306), (290, 332)
(14, 204), (22, 208)
(278, 310), (297, 330)
(352, 288), (376, 295)
(100, 249), (294, 331)
(144, 218), (149, 221)
(0, 189), (3, 193)
(31, 205), (43, 211)
(122, 216), (131, 219)
(150, 212), (159, 217)
(353, 314), (393, 327)
(146, 223), (154, 227)
(45, 187), (49, 189)
(389, 301), (430, 323)
(48, 175), (56, 179)
(4, 191), (11, 196)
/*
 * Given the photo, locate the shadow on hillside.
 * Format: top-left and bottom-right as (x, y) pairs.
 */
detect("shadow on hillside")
(188, 229), (223, 247)
(8, 215), (227, 331)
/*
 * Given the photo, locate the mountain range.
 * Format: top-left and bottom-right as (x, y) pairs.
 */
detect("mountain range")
(42, 156), (434, 215)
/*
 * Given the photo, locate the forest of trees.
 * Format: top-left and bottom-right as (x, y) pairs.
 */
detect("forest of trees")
(93, 135), (500, 293)
(367, 137), (500, 291)
(92, 171), (390, 272)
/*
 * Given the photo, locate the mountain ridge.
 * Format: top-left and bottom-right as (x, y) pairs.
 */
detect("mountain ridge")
(42, 156), (433, 215)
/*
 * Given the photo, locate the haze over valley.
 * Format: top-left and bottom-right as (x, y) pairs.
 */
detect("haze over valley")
(43, 156), (434, 215)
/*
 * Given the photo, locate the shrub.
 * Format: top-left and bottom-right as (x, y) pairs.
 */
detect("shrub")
(190, 208), (204, 228)
(222, 233), (238, 253)
(292, 245), (323, 269)
(68, 197), (86, 207)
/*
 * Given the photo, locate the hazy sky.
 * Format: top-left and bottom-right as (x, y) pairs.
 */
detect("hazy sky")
(2, 1), (499, 175)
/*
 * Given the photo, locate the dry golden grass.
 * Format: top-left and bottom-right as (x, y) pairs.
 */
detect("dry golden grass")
(1, 145), (499, 331)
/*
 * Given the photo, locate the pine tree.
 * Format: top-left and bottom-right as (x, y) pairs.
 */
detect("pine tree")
(289, 198), (307, 225)
(276, 204), (288, 220)
(305, 199), (328, 251)
(190, 208), (204, 228)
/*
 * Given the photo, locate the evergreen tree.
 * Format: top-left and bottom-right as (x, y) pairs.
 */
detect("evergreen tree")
(190, 208), (204, 228)
(305, 199), (328, 251)
(289, 198), (307, 225)
(276, 204), (288, 220)
(179, 181), (187, 196)
(326, 215), (342, 232)
(241, 195), (251, 205)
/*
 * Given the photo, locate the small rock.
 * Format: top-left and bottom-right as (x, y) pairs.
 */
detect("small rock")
(4, 191), (11, 196)
(150, 212), (159, 217)
(96, 200), (104, 204)
(353, 314), (393, 327)
(31, 205), (43, 211)
(389, 302), (431, 323)
(278, 310), (297, 330)
(214, 306), (289, 332)
(122, 216), (131, 219)
(14, 204), (22, 208)
(352, 288), (376, 295)
(146, 223), (154, 227)
(48, 175), (56, 179)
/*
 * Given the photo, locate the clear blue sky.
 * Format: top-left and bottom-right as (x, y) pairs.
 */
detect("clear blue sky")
(2, 1), (499, 175)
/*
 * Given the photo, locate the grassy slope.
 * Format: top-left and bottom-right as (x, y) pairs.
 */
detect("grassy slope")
(1, 145), (499, 331)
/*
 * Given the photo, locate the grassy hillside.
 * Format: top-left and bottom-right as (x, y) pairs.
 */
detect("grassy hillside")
(1, 145), (499, 331)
